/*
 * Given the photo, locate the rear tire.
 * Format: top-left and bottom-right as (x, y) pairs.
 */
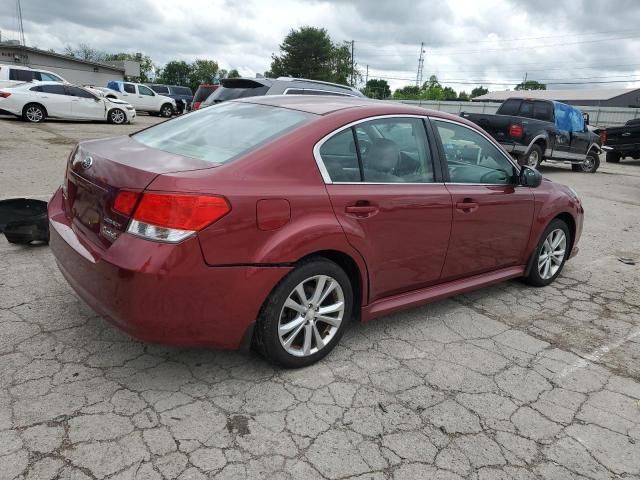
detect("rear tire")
(606, 151), (621, 163)
(107, 108), (126, 125)
(524, 219), (571, 287)
(22, 103), (46, 123)
(254, 258), (353, 368)
(520, 144), (543, 169)
(572, 151), (599, 173)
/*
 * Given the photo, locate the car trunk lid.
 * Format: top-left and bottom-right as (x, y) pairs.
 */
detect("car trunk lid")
(64, 136), (216, 250)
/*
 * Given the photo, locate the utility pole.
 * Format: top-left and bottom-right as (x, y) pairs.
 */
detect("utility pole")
(16, 0), (25, 47)
(350, 40), (355, 87)
(365, 64), (369, 85)
(416, 42), (425, 87)
(522, 72), (528, 89)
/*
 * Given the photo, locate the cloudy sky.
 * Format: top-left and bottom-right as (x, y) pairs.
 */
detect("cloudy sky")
(1, 0), (640, 92)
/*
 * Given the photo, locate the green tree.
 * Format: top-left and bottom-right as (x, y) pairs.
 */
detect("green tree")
(362, 79), (391, 99)
(470, 85), (489, 98)
(104, 52), (155, 82)
(442, 86), (458, 101)
(189, 59), (219, 90)
(268, 26), (357, 85)
(227, 69), (241, 79)
(458, 91), (470, 101)
(158, 60), (191, 86)
(392, 85), (421, 100)
(421, 75), (444, 100)
(515, 80), (546, 91)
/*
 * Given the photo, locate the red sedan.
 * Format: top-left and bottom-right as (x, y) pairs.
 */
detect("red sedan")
(49, 96), (584, 367)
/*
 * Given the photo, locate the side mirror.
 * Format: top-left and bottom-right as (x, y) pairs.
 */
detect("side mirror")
(583, 112), (590, 125)
(519, 166), (542, 188)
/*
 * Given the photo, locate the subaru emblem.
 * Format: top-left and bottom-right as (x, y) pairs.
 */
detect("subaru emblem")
(81, 156), (94, 169)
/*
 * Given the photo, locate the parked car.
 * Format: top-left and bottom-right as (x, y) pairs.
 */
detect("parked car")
(597, 119), (640, 163)
(461, 98), (603, 173)
(147, 84), (193, 114)
(200, 76), (365, 107)
(48, 96), (583, 367)
(192, 84), (218, 110)
(103, 81), (175, 117)
(0, 63), (66, 88)
(0, 81), (135, 124)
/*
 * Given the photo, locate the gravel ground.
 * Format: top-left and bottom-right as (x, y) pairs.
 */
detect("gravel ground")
(1, 113), (639, 479)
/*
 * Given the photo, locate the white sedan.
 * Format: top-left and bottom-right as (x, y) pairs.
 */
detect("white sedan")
(0, 81), (136, 124)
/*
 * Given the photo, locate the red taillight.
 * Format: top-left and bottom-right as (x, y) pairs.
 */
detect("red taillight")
(600, 129), (607, 145)
(133, 193), (230, 231)
(509, 124), (524, 139)
(113, 191), (140, 215)
(0, 92), (11, 98)
(192, 102), (201, 110)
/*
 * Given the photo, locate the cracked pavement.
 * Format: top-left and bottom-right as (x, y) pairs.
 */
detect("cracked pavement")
(1, 114), (639, 479)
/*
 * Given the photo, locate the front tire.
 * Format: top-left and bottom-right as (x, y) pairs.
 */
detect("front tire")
(108, 108), (126, 125)
(160, 103), (174, 118)
(524, 219), (570, 287)
(22, 103), (46, 123)
(520, 144), (543, 169)
(254, 258), (353, 368)
(572, 151), (599, 173)
(606, 151), (621, 163)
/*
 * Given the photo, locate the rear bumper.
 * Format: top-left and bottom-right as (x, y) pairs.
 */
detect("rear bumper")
(48, 188), (291, 349)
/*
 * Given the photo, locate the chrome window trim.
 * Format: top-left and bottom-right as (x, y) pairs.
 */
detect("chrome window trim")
(283, 87), (356, 97)
(313, 114), (437, 185)
(429, 116), (521, 173)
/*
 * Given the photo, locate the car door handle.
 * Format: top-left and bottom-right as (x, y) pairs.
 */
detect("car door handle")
(455, 201), (479, 213)
(71, 99), (79, 102)
(345, 204), (378, 217)
(622, 132), (631, 137)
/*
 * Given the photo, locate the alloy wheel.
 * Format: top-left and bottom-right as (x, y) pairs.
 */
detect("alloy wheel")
(278, 274), (344, 357)
(26, 106), (43, 122)
(538, 228), (566, 280)
(581, 156), (595, 172)
(527, 150), (539, 167)
(111, 110), (125, 124)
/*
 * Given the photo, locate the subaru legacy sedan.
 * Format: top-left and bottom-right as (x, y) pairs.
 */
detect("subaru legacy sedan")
(49, 96), (583, 368)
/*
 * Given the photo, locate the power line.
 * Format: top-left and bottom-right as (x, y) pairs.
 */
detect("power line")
(366, 74), (640, 86)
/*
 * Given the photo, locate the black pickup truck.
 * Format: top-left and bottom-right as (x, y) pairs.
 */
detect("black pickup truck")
(461, 98), (603, 173)
(598, 119), (640, 163)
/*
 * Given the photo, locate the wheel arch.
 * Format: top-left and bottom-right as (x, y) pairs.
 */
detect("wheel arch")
(23, 102), (48, 118)
(295, 249), (366, 322)
(525, 211), (576, 277)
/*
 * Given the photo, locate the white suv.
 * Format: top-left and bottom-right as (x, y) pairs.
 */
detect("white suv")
(102, 81), (176, 117)
(0, 64), (66, 88)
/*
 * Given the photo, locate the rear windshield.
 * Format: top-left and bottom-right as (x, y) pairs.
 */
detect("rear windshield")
(203, 82), (270, 105)
(173, 86), (192, 96)
(194, 86), (217, 102)
(150, 85), (169, 94)
(133, 102), (313, 164)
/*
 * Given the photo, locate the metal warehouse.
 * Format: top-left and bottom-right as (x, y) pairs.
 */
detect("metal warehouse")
(0, 43), (132, 86)
(473, 87), (640, 108)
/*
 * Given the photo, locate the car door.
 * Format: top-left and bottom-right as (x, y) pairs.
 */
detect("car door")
(37, 84), (71, 118)
(432, 118), (534, 280)
(568, 106), (590, 156)
(121, 82), (138, 107)
(136, 85), (157, 111)
(551, 102), (572, 159)
(65, 86), (105, 120)
(318, 116), (452, 302)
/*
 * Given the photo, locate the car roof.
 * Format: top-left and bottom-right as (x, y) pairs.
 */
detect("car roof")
(234, 95), (472, 124)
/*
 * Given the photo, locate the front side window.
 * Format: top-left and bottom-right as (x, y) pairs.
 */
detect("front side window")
(39, 72), (63, 82)
(123, 83), (136, 94)
(319, 117), (435, 183)
(133, 102), (313, 164)
(138, 85), (154, 96)
(568, 107), (585, 132)
(434, 120), (516, 185)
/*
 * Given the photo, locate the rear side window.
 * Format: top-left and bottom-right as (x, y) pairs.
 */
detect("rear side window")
(498, 99), (521, 116)
(319, 118), (435, 183)
(150, 85), (169, 94)
(123, 83), (136, 94)
(65, 86), (95, 99)
(40, 84), (66, 95)
(30, 86), (43, 92)
(303, 89), (351, 97)
(133, 102), (313, 164)
(174, 87), (192, 96)
(518, 101), (534, 119)
(9, 69), (34, 82)
(39, 72), (63, 82)
(533, 102), (554, 121)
